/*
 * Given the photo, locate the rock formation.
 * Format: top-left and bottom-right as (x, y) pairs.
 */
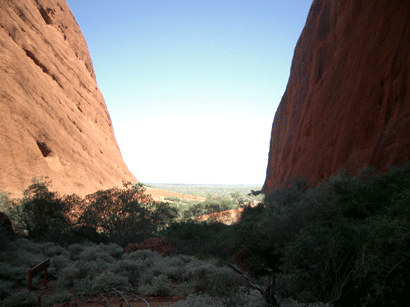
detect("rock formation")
(0, 0), (136, 197)
(263, 0), (410, 193)
(0, 212), (15, 240)
(136, 238), (178, 256)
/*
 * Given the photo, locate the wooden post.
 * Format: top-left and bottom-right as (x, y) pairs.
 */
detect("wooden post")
(28, 259), (50, 291)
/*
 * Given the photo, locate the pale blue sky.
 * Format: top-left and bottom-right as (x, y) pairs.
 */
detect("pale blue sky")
(66, 0), (312, 184)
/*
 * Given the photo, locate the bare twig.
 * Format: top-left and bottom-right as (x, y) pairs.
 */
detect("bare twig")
(227, 263), (264, 296)
(112, 288), (130, 307)
(228, 263), (280, 307)
(385, 260), (404, 280)
(99, 293), (111, 307)
(129, 293), (151, 307)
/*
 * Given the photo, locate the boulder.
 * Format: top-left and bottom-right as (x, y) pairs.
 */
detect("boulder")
(137, 238), (177, 256)
(263, 0), (410, 193)
(0, 0), (136, 197)
(123, 243), (138, 254)
(0, 212), (15, 239)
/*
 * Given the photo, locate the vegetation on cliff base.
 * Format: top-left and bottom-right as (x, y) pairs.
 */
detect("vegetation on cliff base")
(1, 162), (410, 306)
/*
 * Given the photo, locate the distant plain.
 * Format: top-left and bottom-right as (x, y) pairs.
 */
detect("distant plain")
(144, 183), (263, 198)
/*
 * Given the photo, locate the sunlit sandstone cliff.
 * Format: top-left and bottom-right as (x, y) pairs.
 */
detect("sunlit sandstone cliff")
(0, 0), (136, 197)
(263, 0), (410, 194)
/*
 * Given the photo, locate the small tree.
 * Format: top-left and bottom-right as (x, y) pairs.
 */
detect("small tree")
(7, 177), (72, 239)
(80, 182), (177, 245)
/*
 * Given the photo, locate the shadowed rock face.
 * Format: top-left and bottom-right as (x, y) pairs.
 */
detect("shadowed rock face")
(263, 0), (410, 194)
(0, 0), (136, 197)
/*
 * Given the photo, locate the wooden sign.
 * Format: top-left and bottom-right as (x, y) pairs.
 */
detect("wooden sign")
(28, 258), (50, 291)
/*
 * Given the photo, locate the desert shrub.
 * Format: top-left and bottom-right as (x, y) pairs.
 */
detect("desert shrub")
(163, 261), (187, 281)
(109, 258), (146, 286)
(73, 274), (95, 293)
(67, 243), (87, 260)
(43, 242), (68, 258)
(207, 269), (245, 297)
(222, 288), (267, 307)
(0, 263), (30, 287)
(13, 238), (44, 255)
(45, 291), (74, 305)
(138, 269), (156, 286)
(165, 294), (224, 307)
(78, 245), (115, 264)
(1, 289), (37, 307)
(119, 250), (161, 285)
(139, 274), (172, 297)
(72, 243), (122, 263)
(90, 271), (132, 294)
(148, 255), (186, 279)
(280, 298), (330, 307)
(0, 226), (12, 251)
(0, 280), (12, 300)
(56, 260), (99, 290)
(49, 254), (70, 278)
(0, 239), (61, 288)
(177, 253), (195, 264)
(174, 280), (197, 296)
(180, 259), (246, 297)
(123, 249), (160, 262)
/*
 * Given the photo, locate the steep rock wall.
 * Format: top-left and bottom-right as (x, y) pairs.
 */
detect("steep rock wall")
(263, 0), (410, 193)
(0, 0), (136, 197)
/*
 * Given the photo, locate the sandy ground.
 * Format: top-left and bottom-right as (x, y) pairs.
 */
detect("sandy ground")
(194, 208), (245, 225)
(143, 187), (206, 202)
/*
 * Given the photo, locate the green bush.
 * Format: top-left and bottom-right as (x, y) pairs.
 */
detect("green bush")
(161, 220), (232, 258)
(80, 183), (177, 246)
(0, 192), (11, 212)
(179, 197), (237, 220)
(243, 163), (410, 306)
(6, 177), (73, 240)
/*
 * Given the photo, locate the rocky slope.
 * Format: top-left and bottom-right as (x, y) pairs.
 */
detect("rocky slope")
(263, 0), (410, 193)
(0, 0), (136, 197)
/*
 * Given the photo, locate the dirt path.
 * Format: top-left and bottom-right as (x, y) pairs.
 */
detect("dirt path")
(34, 285), (184, 307)
(53, 294), (183, 306)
